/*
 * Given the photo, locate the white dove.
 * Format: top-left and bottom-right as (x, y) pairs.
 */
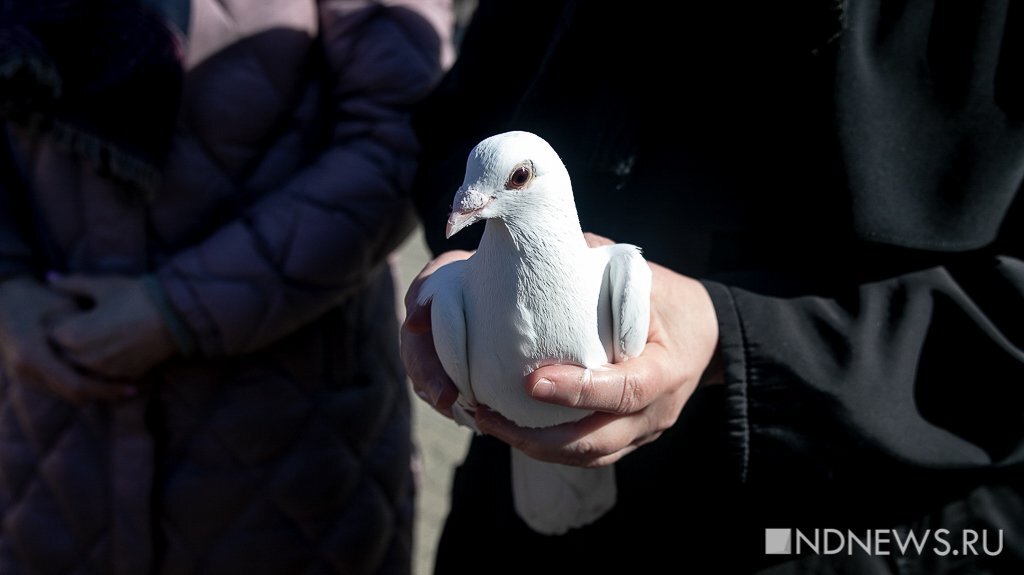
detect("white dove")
(417, 131), (651, 535)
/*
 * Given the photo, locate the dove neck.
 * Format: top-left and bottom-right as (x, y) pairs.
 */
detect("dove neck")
(478, 210), (586, 265)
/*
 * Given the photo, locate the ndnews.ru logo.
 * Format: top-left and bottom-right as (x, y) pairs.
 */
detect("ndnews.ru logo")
(765, 528), (1004, 557)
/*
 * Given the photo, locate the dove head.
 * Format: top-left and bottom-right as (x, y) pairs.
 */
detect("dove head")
(446, 131), (574, 238)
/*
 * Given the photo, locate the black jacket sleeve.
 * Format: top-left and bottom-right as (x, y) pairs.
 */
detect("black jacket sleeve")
(710, 0), (1024, 485)
(710, 244), (1024, 484)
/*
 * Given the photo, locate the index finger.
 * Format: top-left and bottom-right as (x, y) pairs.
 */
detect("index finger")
(475, 406), (640, 467)
(582, 232), (614, 247)
(21, 345), (133, 403)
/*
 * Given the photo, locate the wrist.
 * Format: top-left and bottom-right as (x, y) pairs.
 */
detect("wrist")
(141, 274), (197, 358)
(698, 347), (725, 386)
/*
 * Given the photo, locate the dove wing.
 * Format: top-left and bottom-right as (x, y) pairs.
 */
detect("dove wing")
(603, 244), (652, 362)
(418, 262), (475, 406)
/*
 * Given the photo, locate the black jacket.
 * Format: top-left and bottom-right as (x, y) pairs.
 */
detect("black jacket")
(412, 1), (1023, 572)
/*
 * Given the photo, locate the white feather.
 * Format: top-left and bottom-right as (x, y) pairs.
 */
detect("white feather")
(422, 131), (651, 534)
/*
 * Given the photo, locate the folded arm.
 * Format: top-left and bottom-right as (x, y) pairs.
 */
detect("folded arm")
(157, 1), (448, 357)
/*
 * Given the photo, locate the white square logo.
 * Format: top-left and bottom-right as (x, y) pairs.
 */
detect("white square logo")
(765, 528), (793, 555)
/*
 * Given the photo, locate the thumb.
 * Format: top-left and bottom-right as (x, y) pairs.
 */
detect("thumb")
(525, 346), (670, 415)
(46, 272), (100, 300)
(47, 312), (94, 352)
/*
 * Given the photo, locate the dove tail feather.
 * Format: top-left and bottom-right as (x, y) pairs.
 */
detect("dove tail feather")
(511, 449), (616, 535)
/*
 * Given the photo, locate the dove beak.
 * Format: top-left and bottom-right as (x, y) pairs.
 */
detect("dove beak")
(445, 206), (487, 238)
(446, 186), (494, 238)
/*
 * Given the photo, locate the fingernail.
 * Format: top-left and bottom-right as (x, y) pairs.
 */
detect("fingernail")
(415, 389), (431, 404)
(416, 380), (443, 407)
(530, 378), (555, 399)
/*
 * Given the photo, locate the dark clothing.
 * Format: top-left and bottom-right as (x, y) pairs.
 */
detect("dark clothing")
(413, 1), (1024, 572)
(0, 1), (450, 573)
(0, 0), (185, 196)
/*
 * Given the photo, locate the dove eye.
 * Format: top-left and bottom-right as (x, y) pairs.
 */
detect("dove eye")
(506, 163), (533, 190)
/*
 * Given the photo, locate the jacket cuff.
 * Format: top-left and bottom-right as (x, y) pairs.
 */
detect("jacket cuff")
(155, 253), (229, 357)
(142, 273), (198, 358)
(702, 281), (750, 483)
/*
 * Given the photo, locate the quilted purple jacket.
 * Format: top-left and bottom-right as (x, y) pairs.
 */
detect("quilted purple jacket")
(0, 1), (450, 573)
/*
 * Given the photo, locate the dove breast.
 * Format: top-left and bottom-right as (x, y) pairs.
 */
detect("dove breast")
(460, 241), (618, 428)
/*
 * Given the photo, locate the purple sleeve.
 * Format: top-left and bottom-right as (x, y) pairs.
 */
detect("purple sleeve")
(156, 1), (450, 356)
(0, 146), (34, 280)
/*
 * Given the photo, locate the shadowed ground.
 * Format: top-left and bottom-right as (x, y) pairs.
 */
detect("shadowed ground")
(391, 227), (473, 575)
